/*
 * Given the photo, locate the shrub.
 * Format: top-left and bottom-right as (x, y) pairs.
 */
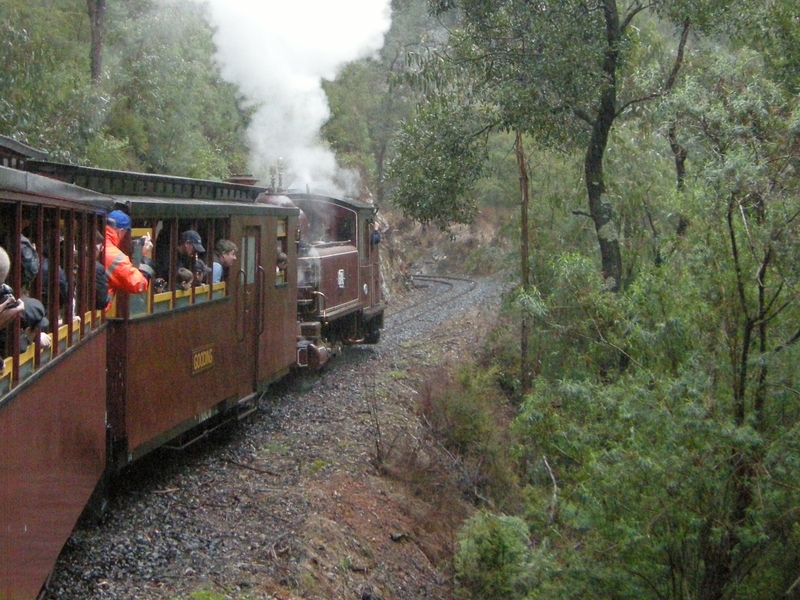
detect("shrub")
(454, 511), (533, 599)
(416, 364), (521, 508)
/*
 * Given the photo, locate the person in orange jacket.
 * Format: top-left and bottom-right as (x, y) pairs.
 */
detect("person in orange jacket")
(104, 210), (154, 308)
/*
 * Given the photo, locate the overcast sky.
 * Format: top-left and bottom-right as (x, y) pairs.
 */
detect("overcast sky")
(195, 0), (392, 193)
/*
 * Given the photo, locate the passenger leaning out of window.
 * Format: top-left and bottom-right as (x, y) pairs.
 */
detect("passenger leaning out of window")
(212, 239), (237, 284)
(0, 246), (25, 329)
(104, 210), (154, 308)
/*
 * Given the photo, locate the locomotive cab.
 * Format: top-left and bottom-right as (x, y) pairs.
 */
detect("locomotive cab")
(257, 191), (384, 368)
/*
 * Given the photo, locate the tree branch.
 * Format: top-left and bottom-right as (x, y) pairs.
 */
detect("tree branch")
(543, 456), (558, 525)
(621, 1), (657, 31)
(616, 18), (690, 117)
(728, 196), (751, 321)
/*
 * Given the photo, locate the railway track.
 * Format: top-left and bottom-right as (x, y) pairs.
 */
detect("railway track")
(383, 274), (477, 336)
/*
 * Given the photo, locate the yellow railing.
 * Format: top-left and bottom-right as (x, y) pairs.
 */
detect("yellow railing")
(1, 309), (102, 391)
(130, 281), (226, 316)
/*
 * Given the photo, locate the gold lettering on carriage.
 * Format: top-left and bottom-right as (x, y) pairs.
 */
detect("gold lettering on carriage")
(191, 344), (214, 375)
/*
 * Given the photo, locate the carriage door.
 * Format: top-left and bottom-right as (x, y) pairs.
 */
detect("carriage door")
(363, 218), (381, 310)
(238, 225), (263, 389)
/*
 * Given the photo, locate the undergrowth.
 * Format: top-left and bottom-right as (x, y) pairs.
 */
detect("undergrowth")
(415, 364), (522, 511)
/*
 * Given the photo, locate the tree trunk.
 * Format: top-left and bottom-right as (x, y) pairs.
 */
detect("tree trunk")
(87, 0), (106, 84)
(516, 131), (531, 394)
(585, 0), (622, 292)
(668, 122), (687, 191)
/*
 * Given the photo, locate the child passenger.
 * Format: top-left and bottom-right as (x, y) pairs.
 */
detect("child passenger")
(177, 268), (193, 291)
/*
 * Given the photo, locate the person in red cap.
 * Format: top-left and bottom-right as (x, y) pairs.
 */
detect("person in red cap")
(104, 209), (154, 309)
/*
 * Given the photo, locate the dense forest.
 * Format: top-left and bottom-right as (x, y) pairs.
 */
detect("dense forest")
(332, 0), (800, 596)
(4, 0), (800, 598)
(1, 0), (251, 176)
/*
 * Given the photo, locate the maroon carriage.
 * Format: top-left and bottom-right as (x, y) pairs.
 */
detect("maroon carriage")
(24, 163), (300, 468)
(0, 165), (111, 599)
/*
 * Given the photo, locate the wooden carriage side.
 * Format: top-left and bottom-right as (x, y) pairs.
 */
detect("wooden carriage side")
(0, 166), (110, 600)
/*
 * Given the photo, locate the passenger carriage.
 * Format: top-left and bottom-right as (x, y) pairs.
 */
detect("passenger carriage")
(24, 161), (300, 468)
(0, 165), (110, 600)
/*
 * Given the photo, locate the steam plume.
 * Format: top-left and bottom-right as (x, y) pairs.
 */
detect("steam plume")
(195, 0), (391, 194)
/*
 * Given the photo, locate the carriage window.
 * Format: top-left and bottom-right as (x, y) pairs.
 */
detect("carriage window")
(123, 217), (230, 318)
(242, 234), (256, 284)
(129, 227), (154, 317)
(1, 202), (105, 395)
(276, 218), (288, 286)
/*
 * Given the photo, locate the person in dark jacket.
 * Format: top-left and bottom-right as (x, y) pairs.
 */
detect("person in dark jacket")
(155, 229), (205, 282)
(94, 230), (109, 310)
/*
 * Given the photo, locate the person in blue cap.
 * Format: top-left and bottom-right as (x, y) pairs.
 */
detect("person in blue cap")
(103, 209), (154, 308)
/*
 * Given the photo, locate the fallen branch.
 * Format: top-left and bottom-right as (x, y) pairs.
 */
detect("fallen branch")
(222, 458), (280, 476)
(543, 456), (558, 525)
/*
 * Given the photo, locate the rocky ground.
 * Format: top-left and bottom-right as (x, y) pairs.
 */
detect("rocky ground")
(43, 272), (508, 600)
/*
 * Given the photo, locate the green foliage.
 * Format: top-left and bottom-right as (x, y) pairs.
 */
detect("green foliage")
(417, 364), (519, 507)
(513, 367), (800, 598)
(454, 511), (533, 599)
(509, 269), (784, 597)
(100, 0), (250, 176)
(386, 96), (489, 228)
(322, 61), (379, 178)
(501, 59), (800, 586)
(321, 0), (441, 203)
(0, 0), (249, 176)
(0, 20), (101, 161)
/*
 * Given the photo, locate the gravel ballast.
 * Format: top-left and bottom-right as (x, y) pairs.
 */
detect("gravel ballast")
(42, 273), (507, 599)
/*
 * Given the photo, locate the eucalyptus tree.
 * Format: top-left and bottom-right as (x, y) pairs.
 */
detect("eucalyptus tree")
(418, 0), (689, 290)
(390, 0), (751, 292)
(511, 48), (800, 599)
(87, 0), (106, 84)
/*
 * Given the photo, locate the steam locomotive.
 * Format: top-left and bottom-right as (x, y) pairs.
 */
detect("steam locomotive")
(0, 136), (384, 598)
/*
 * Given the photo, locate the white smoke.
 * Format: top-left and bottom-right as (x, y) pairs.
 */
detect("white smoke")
(195, 0), (391, 194)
